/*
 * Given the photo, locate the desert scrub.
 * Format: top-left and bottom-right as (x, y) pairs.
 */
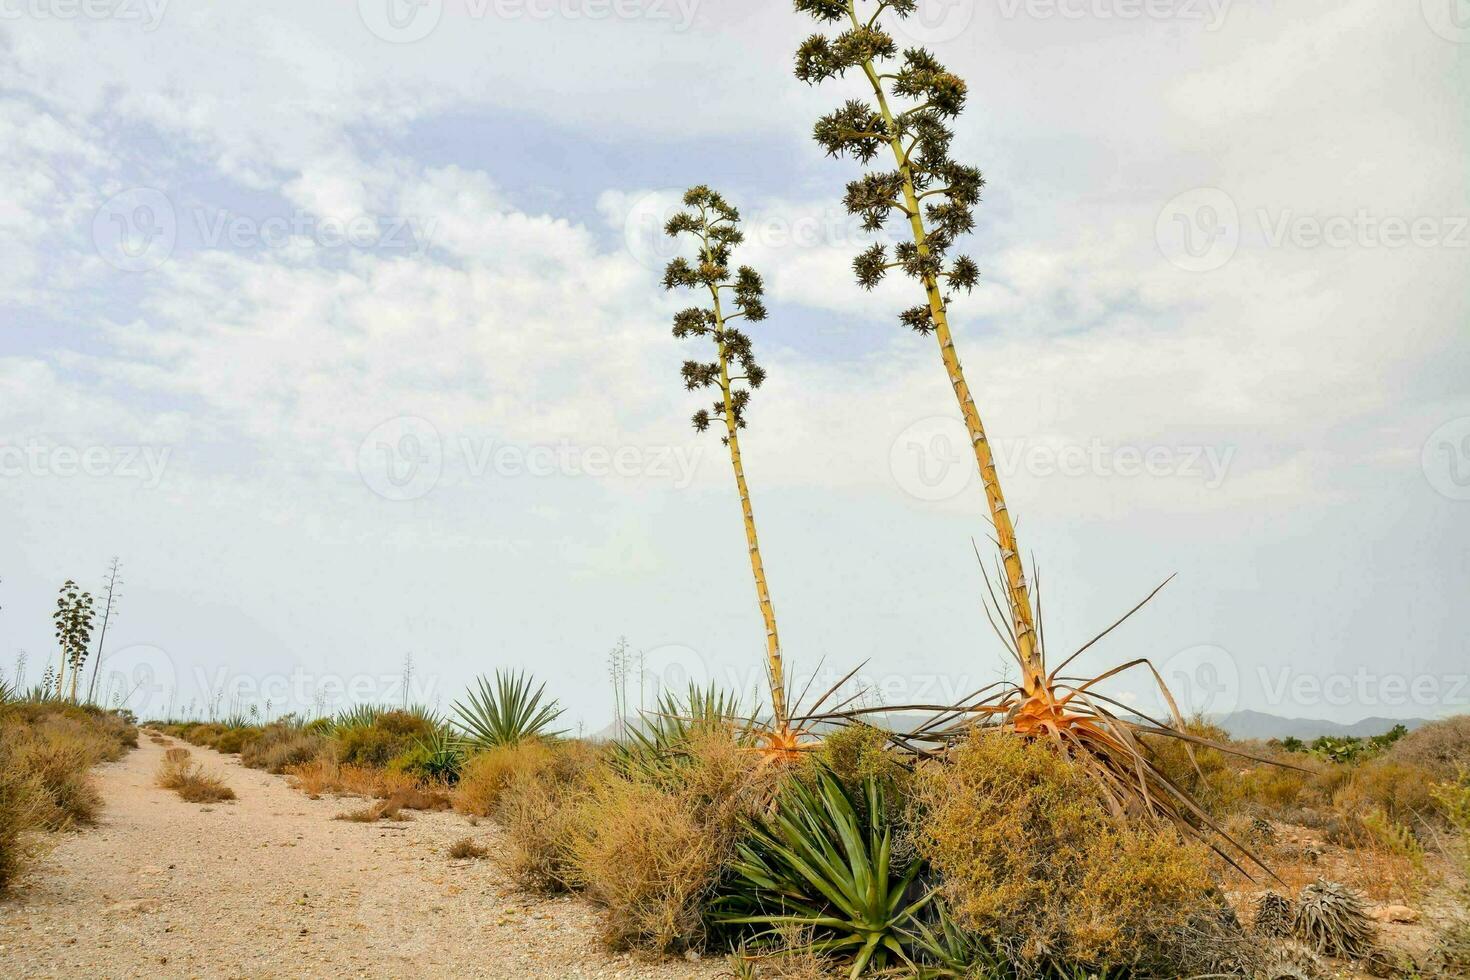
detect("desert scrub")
(0, 711), (124, 829)
(567, 732), (771, 952)
(1333, 756), (1439, 828)
(451, 739), (559, 817)
(333, 709), (437, 768)
(911, 730), (1227, 973)
(155, 748), (237, 803)
(1388, 715), (1470, 778)
(817, 722), (908, 791)
(240, 721), (326, 774)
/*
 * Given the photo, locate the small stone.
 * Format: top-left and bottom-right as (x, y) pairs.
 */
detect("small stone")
(1369, 904), (1419, 924)
(683, 950), (701, 962)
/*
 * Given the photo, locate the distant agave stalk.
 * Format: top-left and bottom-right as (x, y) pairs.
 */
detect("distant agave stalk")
(662, 186), (793, 739)
(791, 0), (1040, 686)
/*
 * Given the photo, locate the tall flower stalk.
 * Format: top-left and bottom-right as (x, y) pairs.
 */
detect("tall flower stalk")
(792, 0), (1041, 690)
(662, 186), (791, 736)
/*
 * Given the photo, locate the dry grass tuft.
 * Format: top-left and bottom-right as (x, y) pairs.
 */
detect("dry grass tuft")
(155, 748), (236, 803)
(447, 837), (489, 860)
(451, 740), (559, 817)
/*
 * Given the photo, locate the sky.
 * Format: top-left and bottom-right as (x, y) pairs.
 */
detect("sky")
(1, 0), (1467, 730)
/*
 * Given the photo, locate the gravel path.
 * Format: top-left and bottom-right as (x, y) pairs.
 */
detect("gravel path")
(0, 736), (725, 979)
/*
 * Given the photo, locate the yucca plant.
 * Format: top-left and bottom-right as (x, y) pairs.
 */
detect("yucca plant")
(712, 767), (933, 977)
(451, 670), (565, 748)
(663, 186), (802, 754)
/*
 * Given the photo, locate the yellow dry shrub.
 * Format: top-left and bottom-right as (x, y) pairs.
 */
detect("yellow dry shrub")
(1334, 757), (1439, 826)
(567, 770), (721, 951)
(452, 740), (558, 817)
(551, 732), (772, 952)
(913, 730), (1220, 970)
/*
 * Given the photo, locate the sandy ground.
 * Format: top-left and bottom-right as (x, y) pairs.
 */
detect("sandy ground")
(0, 736), (724, 979)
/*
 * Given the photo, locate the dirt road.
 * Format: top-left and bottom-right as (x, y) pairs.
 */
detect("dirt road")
(0, 736), (722, 979)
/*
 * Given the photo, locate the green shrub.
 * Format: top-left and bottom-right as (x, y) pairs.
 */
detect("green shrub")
(334, 710), (436, 768)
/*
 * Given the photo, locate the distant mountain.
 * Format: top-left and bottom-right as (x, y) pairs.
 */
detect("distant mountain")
(1211, 710), (1432, 741)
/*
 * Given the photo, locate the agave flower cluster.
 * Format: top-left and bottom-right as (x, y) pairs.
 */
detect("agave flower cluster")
(663, 186), (769, 442)
(794, 0), (983, 334)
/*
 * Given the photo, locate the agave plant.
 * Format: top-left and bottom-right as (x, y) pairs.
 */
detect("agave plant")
(331, 703), (387, 732)
(1294, 879), (1378, 960)
(712, 768), (933, 978)
(612, 683), (746, 777)
(0, 676), (14, 705)
(409, 726), (467, 783)
(451, 670), (565, 748)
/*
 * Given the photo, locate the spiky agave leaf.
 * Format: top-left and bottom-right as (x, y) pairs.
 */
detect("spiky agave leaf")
(711, 767), (934, 979)
(451, 670), (565, 748)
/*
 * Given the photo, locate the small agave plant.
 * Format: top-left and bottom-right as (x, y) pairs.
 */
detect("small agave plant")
(1294, 879), (1378, 960)
(713, 768), (934, 978)
(451, 669), (565, 748)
